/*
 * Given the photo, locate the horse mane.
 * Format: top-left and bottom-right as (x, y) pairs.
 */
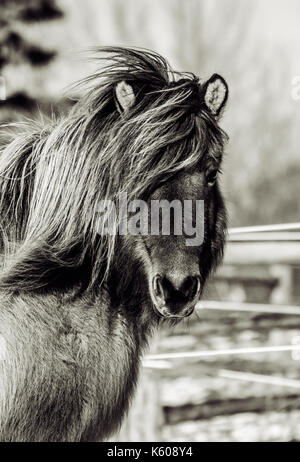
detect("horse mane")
(0, 47), (227, 293)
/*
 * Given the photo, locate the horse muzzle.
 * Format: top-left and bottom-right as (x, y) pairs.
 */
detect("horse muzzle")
(151, 273), (201, 319)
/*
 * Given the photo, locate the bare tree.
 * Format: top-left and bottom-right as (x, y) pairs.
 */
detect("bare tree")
(163, 0), (299, 226)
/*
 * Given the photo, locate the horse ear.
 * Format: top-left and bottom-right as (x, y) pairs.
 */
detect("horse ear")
(115, 81), (136, 114)
(202, 74), (228, 118)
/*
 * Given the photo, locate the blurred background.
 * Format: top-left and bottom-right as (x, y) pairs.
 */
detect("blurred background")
(1, 0), (300, 442)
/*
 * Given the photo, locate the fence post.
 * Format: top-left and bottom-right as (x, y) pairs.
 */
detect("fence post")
(270, 264), (293, 304)
(111, 336), (163, 442)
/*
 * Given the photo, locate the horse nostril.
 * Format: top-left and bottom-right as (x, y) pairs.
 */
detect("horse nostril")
(152, 274), (201, 305)
(181, 276), (201, 300)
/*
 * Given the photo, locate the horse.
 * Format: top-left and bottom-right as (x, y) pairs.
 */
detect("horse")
(0, 47), (229, 441)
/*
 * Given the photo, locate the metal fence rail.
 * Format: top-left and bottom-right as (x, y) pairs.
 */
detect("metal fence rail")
(145, 344), (300, 362)
(228, 222), (300, 234)
(229, 232), (300, 242)
(197, 300), (300, 316)
(218, 370), (300, 390)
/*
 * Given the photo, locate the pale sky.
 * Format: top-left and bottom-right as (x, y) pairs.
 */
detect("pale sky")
(255, 0), (300, 73)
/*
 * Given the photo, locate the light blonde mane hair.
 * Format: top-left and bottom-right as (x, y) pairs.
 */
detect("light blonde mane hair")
(0, 47), (227, 292)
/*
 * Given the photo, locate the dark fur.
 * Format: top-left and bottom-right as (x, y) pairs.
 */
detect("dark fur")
(0, 47), (228, 441)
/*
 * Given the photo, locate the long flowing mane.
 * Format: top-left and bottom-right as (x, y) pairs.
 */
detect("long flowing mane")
(0, 47), (227, 293)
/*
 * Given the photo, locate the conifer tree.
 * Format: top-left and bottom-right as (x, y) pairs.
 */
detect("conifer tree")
(0, 0), (64, 121)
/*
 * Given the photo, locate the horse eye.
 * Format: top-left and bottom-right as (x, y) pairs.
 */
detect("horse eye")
(206, 170), (218, 186)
